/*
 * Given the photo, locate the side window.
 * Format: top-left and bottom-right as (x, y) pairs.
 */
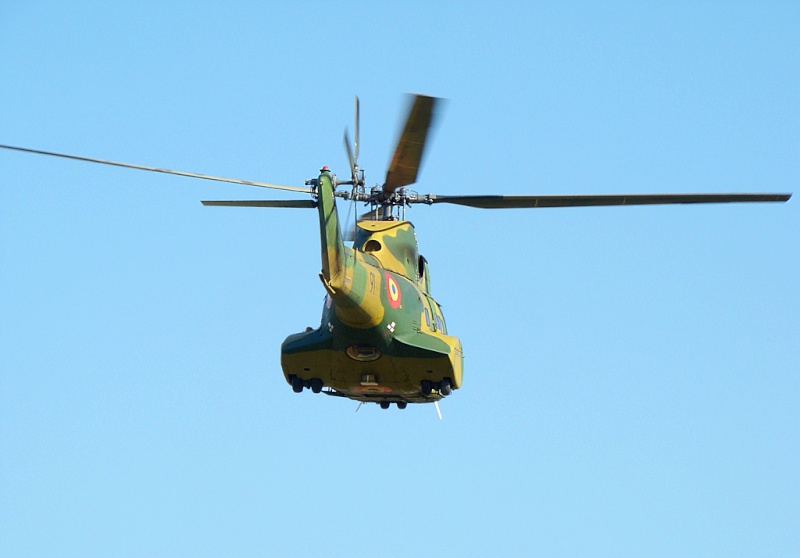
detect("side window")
(424, 295), (446, 334)
(425, 296), (438, 331)
(424, 307), (431, 329)
(434, 308), (447, 334)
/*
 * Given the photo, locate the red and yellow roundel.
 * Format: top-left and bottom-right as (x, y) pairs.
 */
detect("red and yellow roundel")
(385, 273), (402, 308)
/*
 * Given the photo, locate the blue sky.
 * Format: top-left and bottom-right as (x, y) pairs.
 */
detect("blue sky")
(1, 2), (798, 556)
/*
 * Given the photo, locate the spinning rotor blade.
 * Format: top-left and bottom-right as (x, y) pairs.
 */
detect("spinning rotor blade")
(354, 96), (360, 162)
(343, 97), (361, 185)
(344, 207), (387, 241)
(343, 200), (358, 242)
(0, 144), (310, 194)
(427, 192), (792, 209)
(384, 95), (439, 194)
(201, 200), (316, 208)
(358, 206), (386, 221)
(344, 130), (356, 182)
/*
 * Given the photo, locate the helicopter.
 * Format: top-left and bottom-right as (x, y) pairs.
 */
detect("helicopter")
(0, 95), (792, 413)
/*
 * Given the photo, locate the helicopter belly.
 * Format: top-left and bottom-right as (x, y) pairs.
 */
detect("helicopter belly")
(281, 327), (463, 404)
(331, 342), (459, 403)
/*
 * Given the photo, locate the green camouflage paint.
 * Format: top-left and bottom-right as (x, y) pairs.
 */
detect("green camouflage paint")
(281, 169), (463, 404)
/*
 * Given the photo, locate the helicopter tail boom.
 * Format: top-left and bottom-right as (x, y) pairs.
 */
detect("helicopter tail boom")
(316, 169), (346, 288)
(315, 168), (385, 329)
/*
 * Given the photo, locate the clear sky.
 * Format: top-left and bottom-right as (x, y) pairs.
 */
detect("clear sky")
(1, 2), (798, 556)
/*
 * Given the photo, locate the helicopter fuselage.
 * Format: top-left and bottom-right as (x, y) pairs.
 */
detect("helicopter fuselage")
(280, 169), (463, 404)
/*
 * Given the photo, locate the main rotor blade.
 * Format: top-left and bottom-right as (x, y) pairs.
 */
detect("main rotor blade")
(343, 199), (357, 242)
(0, 144), (311, 194)
(357, 207), (385, 221)
(384, 95), (439, 194)
(354, 96), (360, 162)
(201, 200), (316, 208)
(427, 193), (791, 209)
(343, 130), (356, 183)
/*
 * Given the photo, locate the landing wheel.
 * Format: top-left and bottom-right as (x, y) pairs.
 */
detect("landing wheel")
(420, 380), (433, 396)
(309, 378), (323, 394)
(379, 401), (391, 410)
(440, 379), (452, 396)
(291, 376), (304, 393)
(397, 401), (407, 410)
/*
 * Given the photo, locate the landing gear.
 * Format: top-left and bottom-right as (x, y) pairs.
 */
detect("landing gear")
(379, 401), (407, 409)
(290, 376), (324, 394)
(290, 376), (304, 393)
(420, 379), (433, 396)
(440, 378), (452, 396)
(420, 378), (453, 397)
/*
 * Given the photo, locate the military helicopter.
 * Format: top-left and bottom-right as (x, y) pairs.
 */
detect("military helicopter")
(1, 95), (791, 414)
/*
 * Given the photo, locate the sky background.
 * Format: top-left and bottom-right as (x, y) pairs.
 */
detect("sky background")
(1, 2), (798, 556)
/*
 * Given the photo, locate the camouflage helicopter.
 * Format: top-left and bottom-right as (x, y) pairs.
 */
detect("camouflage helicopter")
(1, 95), (791, 413)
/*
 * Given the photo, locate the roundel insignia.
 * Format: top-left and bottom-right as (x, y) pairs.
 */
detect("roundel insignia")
(385, 273), (401, 308)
